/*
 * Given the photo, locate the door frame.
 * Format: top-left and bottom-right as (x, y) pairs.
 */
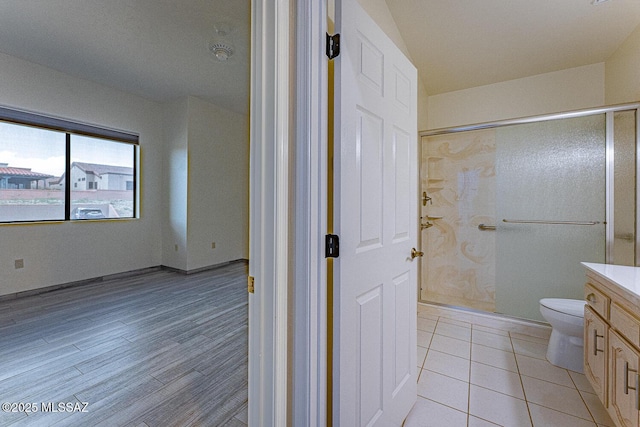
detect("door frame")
(248, 0), (291, 425)
(291, 0), (330, 426)
(248, 0), (328, 425)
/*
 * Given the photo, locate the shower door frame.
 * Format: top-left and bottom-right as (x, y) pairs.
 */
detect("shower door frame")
(418, 102), (640, 305)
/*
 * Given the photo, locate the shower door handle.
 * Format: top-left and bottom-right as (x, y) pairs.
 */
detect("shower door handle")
(411, 248), (424, 259)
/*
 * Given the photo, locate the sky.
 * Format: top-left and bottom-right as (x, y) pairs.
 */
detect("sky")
(0, 122), (133, 177)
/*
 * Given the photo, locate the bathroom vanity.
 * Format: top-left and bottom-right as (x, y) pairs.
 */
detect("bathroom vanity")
(583, 262), (640, 427)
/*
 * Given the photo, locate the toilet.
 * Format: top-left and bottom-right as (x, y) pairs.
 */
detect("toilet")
(539, 298), (586, 373)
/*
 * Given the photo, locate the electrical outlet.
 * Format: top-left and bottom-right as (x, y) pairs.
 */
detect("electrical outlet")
(14, 259), (24, 269)
(211, 242), (216, 249)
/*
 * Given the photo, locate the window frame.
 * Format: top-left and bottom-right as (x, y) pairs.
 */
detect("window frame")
(0, 106), (139, 224)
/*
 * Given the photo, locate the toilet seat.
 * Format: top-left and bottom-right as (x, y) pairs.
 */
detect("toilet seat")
(539, 298), (585, 318)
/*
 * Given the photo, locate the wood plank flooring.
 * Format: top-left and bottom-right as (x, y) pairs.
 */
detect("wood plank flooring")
(0, 262), (248, 426)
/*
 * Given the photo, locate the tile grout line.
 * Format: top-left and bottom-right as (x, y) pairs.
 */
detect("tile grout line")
(418, 307), (606, 426)
(417, 316), (438, 382)
(509, 330), (535, 427)
(516, 372), (604, 423)
(569, 371), (601, 425)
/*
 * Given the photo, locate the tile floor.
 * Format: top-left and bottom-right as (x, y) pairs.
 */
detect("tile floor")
(405, 305), (615, 427)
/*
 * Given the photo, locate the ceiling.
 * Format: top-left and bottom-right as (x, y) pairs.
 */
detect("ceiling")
(385, 0), (640, 95)
(0, 1), (638, 111)
(0, 0), (250, 114)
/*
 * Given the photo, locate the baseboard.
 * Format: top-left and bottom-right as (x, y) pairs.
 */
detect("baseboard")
(418, 301), (552, 339)
(0, 259), (249, 302)
(161, 259), (248, 275)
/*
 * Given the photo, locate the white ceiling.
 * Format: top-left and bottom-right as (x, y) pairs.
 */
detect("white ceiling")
(0, 1), (638, 111)
(385, 0), (640, 95)
(0, 0), (250, 114)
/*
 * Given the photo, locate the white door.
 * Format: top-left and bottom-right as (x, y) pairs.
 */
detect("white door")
(334, 0), (418, 425)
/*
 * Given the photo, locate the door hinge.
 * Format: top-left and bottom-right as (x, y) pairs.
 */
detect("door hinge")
(326, 33), (340, 59)
(325, 234), (340, 258)
(248, 276), (255, 294)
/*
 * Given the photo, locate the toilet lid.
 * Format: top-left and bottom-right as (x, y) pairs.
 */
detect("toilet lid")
(540, 298), (585, 318)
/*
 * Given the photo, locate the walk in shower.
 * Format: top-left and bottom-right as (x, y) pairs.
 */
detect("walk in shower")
(419, 105), (639, 321)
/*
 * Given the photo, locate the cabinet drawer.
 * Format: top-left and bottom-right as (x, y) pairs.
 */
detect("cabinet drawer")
(585, 283), (610, 320)
(611, 302), (640, 348)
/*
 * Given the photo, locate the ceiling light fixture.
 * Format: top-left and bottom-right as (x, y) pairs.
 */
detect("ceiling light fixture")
(209, 41), (234, 61)
(591, 0), (611, 4)
(209, 21), (235, 62)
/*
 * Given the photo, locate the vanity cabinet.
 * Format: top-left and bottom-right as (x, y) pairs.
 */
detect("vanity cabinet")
(584, 305), (608, 403)
(583, 267), (640, 427)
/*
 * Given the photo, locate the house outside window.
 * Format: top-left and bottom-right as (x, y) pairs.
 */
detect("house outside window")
(0, 108), (138, 223)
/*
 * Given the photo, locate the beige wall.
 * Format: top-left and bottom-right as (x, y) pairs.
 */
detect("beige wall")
(605, 23), (640, 105)
(423, 23), (640, 130)
(426, 63), (606, 130)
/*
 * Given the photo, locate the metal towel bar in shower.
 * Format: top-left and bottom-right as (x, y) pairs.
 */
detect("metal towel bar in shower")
(502, 219), (601, 226)
(478, 224), (496, 231)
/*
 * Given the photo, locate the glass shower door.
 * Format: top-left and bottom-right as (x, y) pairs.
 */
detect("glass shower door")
(495, 115), (606, 321)
(612, 110), (637, 266)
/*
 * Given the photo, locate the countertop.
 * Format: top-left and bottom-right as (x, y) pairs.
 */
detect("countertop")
(582, 262), (640, 300)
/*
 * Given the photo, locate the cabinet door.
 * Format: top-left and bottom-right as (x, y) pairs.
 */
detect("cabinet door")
(585, 305), (608, 403)
(609, 329), (640, 427)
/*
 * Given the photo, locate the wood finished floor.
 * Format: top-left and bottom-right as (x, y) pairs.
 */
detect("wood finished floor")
(0, 262), (248, 427)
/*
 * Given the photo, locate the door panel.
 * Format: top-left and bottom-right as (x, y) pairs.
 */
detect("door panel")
(357, 108), (384, 250)
(609, 330), (640, 427)
(335, 0), (418, 425)
(584, 306), (608, 404)
(356, 285), (384, 424)
(393, 270), (412, 393)
(393, 128), (411, 242)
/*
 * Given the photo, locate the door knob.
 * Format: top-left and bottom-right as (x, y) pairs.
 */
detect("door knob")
(411, 248), (424, 259)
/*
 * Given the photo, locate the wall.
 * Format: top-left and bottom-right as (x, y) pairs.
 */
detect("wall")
(605, 23), (640, 105)
(0, 52), (164, 296)
(427, 63), (605, 130)
(186, 96), (249, 270)
(162, 98), (189, 270)
(161, 97), (249, 272)
(420, 131), (496, 312)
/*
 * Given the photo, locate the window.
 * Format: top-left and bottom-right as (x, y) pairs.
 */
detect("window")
(0, 108), (138, 223)
(0, 123), (65, 221)
(70, 135), (135, 219)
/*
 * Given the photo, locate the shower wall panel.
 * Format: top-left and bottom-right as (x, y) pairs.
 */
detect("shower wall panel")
(420, 130), (496, 311)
